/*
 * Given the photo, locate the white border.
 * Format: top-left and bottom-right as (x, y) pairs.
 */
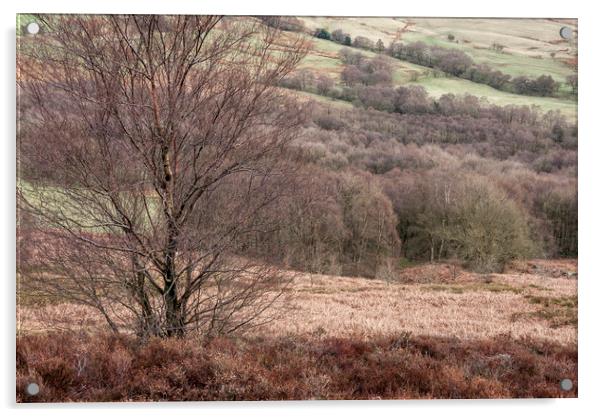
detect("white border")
(2, 1), (600, 416)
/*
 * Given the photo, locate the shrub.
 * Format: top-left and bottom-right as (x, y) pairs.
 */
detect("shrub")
(352, 36), (375, 50)
(448, 177), (536, 272)
(314, 28), (331, 40)
(314, 114), (346, 131)
(566, 74), (577, 95)
(316, 75), (335, 95)
(331, 29), (351, 44)
(512, 75), (559, 96)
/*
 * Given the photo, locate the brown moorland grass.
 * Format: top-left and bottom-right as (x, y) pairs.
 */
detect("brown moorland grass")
(16, 331), (577, 401)
(261, 260), (577, 344)
(17, 260), (577, 346)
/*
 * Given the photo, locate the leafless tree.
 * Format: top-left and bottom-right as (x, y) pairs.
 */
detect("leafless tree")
(17, 15), (309, 338)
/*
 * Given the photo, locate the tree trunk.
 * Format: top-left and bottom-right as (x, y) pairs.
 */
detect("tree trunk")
(430, 237), (435, 263)
(164, 234), (185, 338)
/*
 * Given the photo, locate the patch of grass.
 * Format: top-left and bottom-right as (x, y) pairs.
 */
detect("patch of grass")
(300, 285), (379, 295)
(426, 284), (466, 294)
(398, 257), (417, 269)
(18, 180), (161, 232)
(526, 295), (577, 308)
(514, 295), (578, 328)
(291, 90), (354, 109)
(425, 282), (524, 295)
(299, 53), (340, 74)
(527, 284), (552, 291)
(17, 288), (64, 307)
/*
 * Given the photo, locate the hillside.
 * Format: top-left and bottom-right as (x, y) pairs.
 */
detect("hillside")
(289, 17), (577, 119)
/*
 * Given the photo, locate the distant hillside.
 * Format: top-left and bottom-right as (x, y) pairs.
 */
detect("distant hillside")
(279, 17), (577, 119)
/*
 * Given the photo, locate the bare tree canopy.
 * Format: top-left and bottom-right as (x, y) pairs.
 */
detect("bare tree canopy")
(17, 15), (310, 338)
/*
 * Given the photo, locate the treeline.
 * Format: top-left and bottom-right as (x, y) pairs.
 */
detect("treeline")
(387, 42), (560, 97)
(233, 155), (576, 276)
(307, 102), (577, 172)
(236, 168), (400, 278)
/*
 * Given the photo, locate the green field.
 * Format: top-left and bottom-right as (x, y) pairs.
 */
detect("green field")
(18, 181), (161, 233)
(291, 89), (354, 110)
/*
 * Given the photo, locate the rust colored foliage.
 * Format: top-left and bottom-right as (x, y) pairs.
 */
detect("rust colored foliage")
(17, 332), (576, 402)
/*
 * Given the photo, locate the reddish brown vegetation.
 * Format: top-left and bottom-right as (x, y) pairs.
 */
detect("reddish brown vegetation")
(17, 332), (576, 402)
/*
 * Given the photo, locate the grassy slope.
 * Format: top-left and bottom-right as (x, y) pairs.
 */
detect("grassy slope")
(296, 18), (577, 119)
(290, 89), (354, 109)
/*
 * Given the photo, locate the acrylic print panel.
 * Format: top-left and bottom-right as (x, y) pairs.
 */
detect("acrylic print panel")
(16, 15), (577, 402)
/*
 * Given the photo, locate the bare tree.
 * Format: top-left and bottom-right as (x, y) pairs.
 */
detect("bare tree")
(566, 74), (578, 95)
(17, 15), (309, 338)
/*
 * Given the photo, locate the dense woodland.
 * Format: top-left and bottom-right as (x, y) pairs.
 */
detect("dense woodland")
(237, 99), (577, 276)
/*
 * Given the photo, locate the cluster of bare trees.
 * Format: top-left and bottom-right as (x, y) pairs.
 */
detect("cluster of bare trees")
(237, 168), (400, 278)
(294, 99), (577, 259)
(18, 15), (309, 338)
(302, 99), (576, 172)
(382, 171), (536, 272)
